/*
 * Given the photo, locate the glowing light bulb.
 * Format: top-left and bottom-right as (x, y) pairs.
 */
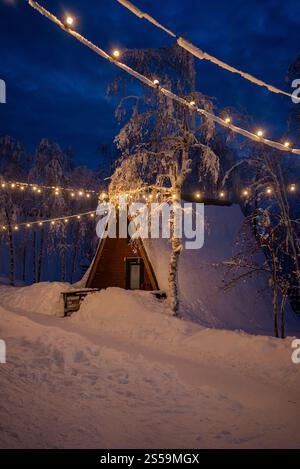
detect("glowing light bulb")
(196, 192), (201, 199)
(90, 213), (95, 218)
(33, 186), (37, 191)
(113, 50), (120, 58)
(37, 189), (41, 193)
(20, 186), (25, 191)
(284, 141), (290, 148)
(153, 79), (159, 86)
(51, 221), (55, 225)
(14, 226), (19, 231)
(2, 226), (6, 230)
(257, 130), (264, 138)
(11, 183), (16, 188)
(224, 117), (231, 124)
(289, 184), (296, 192)
(219, 191), (225, 198)
(65, 16), (74, 26)
(242, 189), (249, 197)
(26, 224), (31, 228)
(190, 100), (196, 106)
(77, 216), (81, 220)
(266, 187), (272, 195)
(78, 191), (83, 197)
(71, 192), (75, 197)
(86, 193), (90, 198)
(1, 183), (6, 188)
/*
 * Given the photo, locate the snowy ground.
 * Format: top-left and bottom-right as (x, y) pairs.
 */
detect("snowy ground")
(0, 283), (300, 449)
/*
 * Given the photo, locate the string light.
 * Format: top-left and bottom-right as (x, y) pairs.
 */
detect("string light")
(112, 49), (120, 58)
(224, 117), (231, 124)
(266, 187), (273, 195)
(284, 141), (291, 148)
(190, 100), (196, 106)
(0, 211), (96, 231)
(289, 184), (296, 192)
(219, 191), (225, 198)
(27, 1), (300, 155)
(257, 130), (264, 138)
(242, 189), (249, 197)
(0, 180), (97, 197)
(195, 192), (201, 199)
(65, 15), (74, 26)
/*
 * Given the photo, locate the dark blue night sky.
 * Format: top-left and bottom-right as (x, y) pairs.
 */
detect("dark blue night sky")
(0, 0), (299, 168)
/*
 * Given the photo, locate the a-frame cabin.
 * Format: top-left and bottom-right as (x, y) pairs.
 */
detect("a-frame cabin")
(85, 234), (159, 291)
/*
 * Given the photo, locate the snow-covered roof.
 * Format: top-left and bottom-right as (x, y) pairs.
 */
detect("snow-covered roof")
(144, 204), (299, 335)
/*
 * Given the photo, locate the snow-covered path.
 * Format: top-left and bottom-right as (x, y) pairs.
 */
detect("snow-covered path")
(0, 290), (299, 449)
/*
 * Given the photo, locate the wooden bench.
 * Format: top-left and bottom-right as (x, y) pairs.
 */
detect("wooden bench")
(61, 288), (99, 317)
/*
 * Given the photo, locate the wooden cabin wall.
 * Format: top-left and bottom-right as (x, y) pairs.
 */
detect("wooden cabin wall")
(87, 237), (153, 290)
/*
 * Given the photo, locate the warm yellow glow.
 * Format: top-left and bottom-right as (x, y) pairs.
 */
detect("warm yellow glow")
(64, 219), (68, 223)
(20, 186), (25, 191)
(196, 192), (201, 199)
(219, 191), (225, 198)
(86, 193), (90, 198)
(225, 117), (231, 124)
(257, 130), (264, 137)
(65, 16), (74, 26)
(37, 189), (41, 193)
(2, 226), (6, 230)
(26, 224), (31, 228)
(284, 141), (290, 148)
(242, 189), (249, 197)
(14, 226), (19, 230)
(153, 79), (160, 85)
(11, 183), (16, 188)
(101, 192), (107, 199)
(90, 213), (95, 218)
(1, 183), (5, 188)
(33, 186), (37, 191)
(78, 191), (83, 196)
(38, 222), (43, 226)
(266, 187), (272, 195)
(71, 192), (75, 197)
(190, 100), (196, 106)
(289, 184), (296, 192)
(77, 216), (81, 220)
(51, 221), (55, 225)
(113, 50), (120, 58)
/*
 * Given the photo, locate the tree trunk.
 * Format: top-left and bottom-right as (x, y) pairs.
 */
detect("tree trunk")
(22, 245), (26, 283)
(33, 230), (37, 283)
(37, 227), (45, 283)
(280, 293), (287, 339)
(4, 207), (15, 286)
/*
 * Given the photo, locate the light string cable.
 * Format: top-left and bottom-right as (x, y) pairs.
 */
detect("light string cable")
(27, 1), (300, 155)
(116, 0), (299, 102)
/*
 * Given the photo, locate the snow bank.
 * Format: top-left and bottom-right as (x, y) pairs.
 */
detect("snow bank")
(72, 287), (299, 389)
(0, 282), (71, 316)
(72, 287), (191, 345)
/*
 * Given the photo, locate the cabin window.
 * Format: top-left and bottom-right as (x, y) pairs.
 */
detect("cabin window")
(126, 258), (144, 290)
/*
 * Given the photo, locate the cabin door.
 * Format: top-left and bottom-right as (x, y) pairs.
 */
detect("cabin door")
(126, 258), (144, 290)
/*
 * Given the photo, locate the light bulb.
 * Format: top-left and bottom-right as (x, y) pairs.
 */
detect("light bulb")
(153, 79), (159, 86)
(284, 141), (290, 148)
(219, 191), (225, 198)
(225, 117), (231, 124)
(257, 130), (264, 138)
(113, 50), (120, 58)
(65, 16), (74, 26)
